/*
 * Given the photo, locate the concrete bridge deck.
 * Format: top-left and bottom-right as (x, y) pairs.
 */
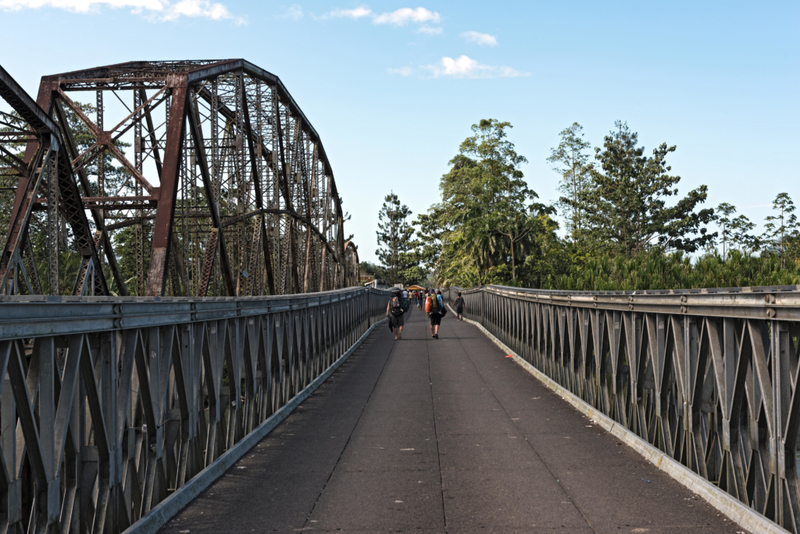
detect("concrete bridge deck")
(160, 309), (746, 533)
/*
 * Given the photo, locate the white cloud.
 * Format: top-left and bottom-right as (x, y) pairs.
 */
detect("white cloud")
(0, 0), (161, 11)
(373, 6), (439, 25)
(388, 66), (413, 76)
(425, 55), (528, 79)
(326, 5), (372, 19)
(163, 0), (234, 20)
(417, 25), (442, 35)
(461, 30), (497, 46)
(0, 0), (243, 22)
(281, 3), (302, 19)
(323, 5), (441, 28)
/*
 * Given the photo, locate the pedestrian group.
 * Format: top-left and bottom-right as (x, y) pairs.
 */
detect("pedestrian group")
(387, 288), (465, 340)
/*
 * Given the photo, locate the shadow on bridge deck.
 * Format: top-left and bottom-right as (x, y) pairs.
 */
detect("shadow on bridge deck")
(160, 309), (746, 533)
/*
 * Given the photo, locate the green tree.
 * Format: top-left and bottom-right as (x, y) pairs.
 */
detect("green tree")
(715, 202), (737, 260)
(581, 121), (715, 257)
(547, 122), (592, 239)
(440, 119), (546, 282)
(729, 214), (759, 253)
(762, 193), (799, 268)
(410, 204), (446, 282)
(359, 261), (384, 279)
(376, 192), (416, 284)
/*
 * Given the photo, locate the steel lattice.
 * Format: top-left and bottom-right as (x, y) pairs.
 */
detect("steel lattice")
(0, 288), (387, 533)
(448, 285), (800, 533)
(0, 60), (360, 298)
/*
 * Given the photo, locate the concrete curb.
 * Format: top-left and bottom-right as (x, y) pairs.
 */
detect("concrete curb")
(450, 306), (787, 534)
(123, 317), (388, 534)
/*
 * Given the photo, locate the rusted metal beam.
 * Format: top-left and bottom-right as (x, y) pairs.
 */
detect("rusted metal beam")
(240, 80), (277, 296)
(57, 88), (157, 194)
(139, 88), (164, 177)
(186, 93), (235, 297)
(53, 97), (128, 295)
(0, 65), (58, 135)
(146, 76), (188, 296)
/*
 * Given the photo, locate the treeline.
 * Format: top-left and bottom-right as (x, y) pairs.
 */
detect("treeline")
(366, 119), (800, 291)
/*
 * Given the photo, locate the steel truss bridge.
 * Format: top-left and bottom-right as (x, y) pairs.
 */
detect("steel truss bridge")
(0, 60), (359, 299)
(2, 60), (799, 534)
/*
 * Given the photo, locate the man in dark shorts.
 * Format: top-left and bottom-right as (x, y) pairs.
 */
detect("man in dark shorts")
(426, 289), (443, 339)
(452, 292), (465, 321)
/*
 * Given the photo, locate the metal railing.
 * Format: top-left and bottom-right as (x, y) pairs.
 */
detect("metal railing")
(0, 287), (387, 533)
(445, 284), (800, 533)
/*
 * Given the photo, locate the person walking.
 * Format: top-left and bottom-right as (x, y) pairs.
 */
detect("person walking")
(452, 292), (465, 321)
(426, 289), (443, 339)
(386, 288), (405, 340)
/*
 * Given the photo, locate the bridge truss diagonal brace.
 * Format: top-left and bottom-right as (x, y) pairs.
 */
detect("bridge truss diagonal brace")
(186, 94), (236, 297)
(147, 76), (188, 297)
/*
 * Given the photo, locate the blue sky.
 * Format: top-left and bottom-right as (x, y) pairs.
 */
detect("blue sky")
(1, 0), (798, 263)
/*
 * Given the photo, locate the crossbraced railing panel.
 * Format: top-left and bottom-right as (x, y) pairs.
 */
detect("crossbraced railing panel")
(0, 287), (387, 533)
(447, 285), (800, 533)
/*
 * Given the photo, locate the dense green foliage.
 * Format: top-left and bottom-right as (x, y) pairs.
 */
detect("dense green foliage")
(375, 118), (800, 291)
(434, 120), (560, 287)
(550, 249), (800, 291)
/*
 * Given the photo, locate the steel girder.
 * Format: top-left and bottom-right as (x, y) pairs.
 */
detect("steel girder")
(0, 60), (357, 297)
(447, 284), (800, 533)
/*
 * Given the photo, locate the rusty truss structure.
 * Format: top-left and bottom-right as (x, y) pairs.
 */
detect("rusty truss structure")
(0, 60), (359, 298)
(448, 284), (800, 533)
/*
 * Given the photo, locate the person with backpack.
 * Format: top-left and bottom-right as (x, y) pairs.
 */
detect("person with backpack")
(386, 289), (405, 340)
(426, 288), (443, 339)
(452, 292), (465, 321)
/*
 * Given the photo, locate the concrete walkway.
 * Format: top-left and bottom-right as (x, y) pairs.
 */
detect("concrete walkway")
(161, 308), (746, 533)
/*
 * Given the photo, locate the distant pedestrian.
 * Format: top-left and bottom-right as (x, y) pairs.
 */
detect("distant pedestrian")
(452, 292), (465, 321)
(386, 288), (405, 340)
(426, 289), (443, 339)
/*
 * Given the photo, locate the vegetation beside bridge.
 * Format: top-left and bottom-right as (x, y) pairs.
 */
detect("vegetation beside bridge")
(366, 119), (800, 291)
